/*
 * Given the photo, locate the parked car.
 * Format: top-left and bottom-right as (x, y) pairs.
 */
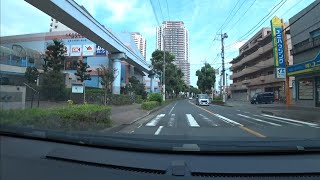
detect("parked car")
(188, 96), (192, 100)
(196, 94), (210, 106)
(251, 92), (274, 104)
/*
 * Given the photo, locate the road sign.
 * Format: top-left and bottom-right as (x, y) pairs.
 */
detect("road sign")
(276, 67), (286, 79)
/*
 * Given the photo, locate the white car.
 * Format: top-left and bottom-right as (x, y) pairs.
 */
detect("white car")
(196, 94), (210, 106)
(188, 96), (193, 100)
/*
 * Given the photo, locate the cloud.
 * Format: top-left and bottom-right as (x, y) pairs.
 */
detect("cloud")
(0, 0), (50, 36)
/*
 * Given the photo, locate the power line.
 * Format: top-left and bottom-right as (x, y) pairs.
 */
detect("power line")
(226, 0), (257, 33)
(280, 0), (305, 17)
(226, 0), (287, 48)
(237, 0), (287, 42)
(157, 0), (164, 22)
(217, 0), (242, 33)
(149, 0), (161, 26)
(222, 0), (248, 31)
(165, 0), (170, 20)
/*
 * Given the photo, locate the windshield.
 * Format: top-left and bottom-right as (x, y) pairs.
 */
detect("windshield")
(1, 0), (320, 151)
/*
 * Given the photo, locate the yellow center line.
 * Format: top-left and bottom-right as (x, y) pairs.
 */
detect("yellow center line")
(189, 101), (266, 138)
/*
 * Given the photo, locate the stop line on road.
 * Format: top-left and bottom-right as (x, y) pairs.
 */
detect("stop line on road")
(144, 112), (320, 129)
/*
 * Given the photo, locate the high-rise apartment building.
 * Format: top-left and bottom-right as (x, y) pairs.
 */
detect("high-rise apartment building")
(131, 32), (146, 60)
(156, 21), (190, 85)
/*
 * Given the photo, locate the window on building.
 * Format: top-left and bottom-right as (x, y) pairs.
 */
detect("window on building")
(310, 28), (320, 39)
(298, 78), (314, 100)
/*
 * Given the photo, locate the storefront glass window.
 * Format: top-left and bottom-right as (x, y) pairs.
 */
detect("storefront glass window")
(298, 78), (314, 100)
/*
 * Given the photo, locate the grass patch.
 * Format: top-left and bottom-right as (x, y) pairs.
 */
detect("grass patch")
(0, 104), (111, 131)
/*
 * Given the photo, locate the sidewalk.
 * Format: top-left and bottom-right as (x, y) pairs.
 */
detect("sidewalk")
(259, 104), (320, 122)
(110, 103), (149, 126)
(226, 100), (320, 122)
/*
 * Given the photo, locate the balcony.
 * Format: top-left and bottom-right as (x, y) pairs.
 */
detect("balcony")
(291, 38), (320, 55)
(230, 82), (248, 91)
(242, 79), (250, 85)
(248, 74), (285, 86)
(232, 42), (272, 70)
(231, 57), (274, 79)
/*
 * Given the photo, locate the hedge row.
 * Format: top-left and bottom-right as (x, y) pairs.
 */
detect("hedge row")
(0, 104), (111, 131)
(141, 101), (160, 110)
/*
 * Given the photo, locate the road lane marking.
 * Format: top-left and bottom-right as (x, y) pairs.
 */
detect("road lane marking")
(168, 102), (178, 115)
(199, 114), (218, 126)
(253, 115), (302, 126)
(215, 114), (243, 126)
(236, 110), (241, 111)
(154, 126), (163, 135)
(261, 114), (318, 126)
(238, 114), (282, 126)
(186, 114), (200, 127)
(168, 114), (175, 127)
(239, 126), (266, 138)
(189, 101), (266, 138)
(146, 114), (165, 126)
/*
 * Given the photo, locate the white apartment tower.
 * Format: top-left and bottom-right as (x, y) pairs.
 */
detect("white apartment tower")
(131, 32), (147, 60)
(156, 21), (190, 85)
(49, 18), (70, 32)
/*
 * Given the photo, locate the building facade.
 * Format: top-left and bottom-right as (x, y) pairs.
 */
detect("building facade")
(156, 21), (190, 85)
(0, 31), (157, 93)
(50, 18), (70, 32)
(288, 0), (320, 107)
(131, 32), (146, 60)
(230, 27), (293, 101)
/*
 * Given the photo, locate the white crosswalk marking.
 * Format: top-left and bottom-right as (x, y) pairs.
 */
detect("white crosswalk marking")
(154, 126), (163, 135)
(214, 114), (243, 126)
(168, 114), (175, 127)
(261, 114), (319, 127)
(238, 114), (282, 126)
(146, 114), (165, 126)
(186, 114), (200, 127)
(253, 115), (303, 126)
(199, 114), (218, 126)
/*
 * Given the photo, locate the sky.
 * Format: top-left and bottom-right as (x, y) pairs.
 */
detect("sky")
(0, 0), (315, 88)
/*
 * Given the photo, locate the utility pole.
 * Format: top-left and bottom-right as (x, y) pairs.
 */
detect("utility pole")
(219, 32), (228, 101)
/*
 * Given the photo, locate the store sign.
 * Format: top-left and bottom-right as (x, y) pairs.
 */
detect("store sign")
(271, 16), (287, 79)
(70, 45), (82, 56)
(96, 45), (107, 56)
(288, 53), (320, 76)
(82, 44), (95, 56)
(64, 45), (70, 56)
(276, 67), (286, 78)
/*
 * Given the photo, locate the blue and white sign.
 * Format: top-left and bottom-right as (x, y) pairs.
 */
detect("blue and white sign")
(96, 45), (107, 56)
(288, 53), (320, 76)
(275, 27), (286, 68)
(276, 67), (286, 78)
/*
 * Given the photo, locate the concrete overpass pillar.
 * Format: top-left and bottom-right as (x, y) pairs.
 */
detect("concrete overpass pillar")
(150, 75), (155, 93)
(109, 53), (127, 95)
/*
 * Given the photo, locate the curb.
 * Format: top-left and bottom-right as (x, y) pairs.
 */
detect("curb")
(101, 100), (177, 133)
(125, 101), (174, 125)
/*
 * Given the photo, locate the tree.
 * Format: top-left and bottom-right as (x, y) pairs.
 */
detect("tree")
(150, 50), (187, 98)
(98, 65), (118, 105)
(74, 59), (92, 82)
(196, 63), (216, 93)
(43, 39), (66, 72)
(150, 49), (175, 76)
(42, 71), (66, 101)
(25, 67), (39, 84)
(41, 39), (67, 100)
(128, 76), (146, 96)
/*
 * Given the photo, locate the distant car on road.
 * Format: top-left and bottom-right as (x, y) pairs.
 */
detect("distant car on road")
(196, 94), (210, 106)
(251, 92), (274, 104)
(188, 96), (192, 100)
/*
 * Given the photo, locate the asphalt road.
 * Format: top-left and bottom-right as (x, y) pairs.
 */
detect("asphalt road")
(117, 99), (320, 139)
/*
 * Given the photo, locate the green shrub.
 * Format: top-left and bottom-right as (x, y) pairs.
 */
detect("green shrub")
(141, 101), (160, 110)
(0, 104), (111, 131)
(148, 93), (163, 103)
(86, 88), (105, 95)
